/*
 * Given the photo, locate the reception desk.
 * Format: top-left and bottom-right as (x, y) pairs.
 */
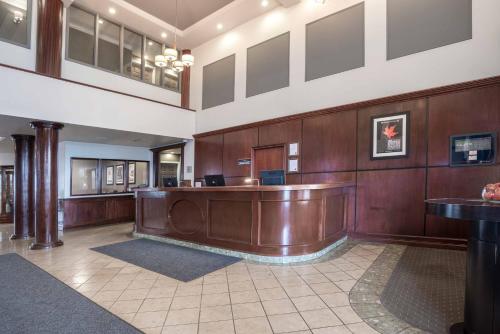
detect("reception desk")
(135, 183), (355, 257)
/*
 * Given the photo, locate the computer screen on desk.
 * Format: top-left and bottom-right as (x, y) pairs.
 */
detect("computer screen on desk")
(204, 174), (226, 187)
(260, 170), (285, 185)
(163, 177), (178, 187)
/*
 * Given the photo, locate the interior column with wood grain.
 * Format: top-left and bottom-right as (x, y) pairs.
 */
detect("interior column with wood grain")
(10, 135), (35, 240)
(36, 0), (63, 77)
(30, 121), (64, 250)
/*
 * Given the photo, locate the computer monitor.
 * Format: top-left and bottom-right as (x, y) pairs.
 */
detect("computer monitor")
(163, 177), (178, 187)
(260, 170), (285, 186)
(204, 174), (226, 187)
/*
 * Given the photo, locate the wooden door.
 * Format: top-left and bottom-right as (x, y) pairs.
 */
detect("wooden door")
(252, 145), (286, 179)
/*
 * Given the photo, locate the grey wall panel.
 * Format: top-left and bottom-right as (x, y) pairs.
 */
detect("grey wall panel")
(305, 3), (365, 82)
(202, 54), (236, 110)
(246, 32), (290, 98)
(387, 0), (472, 60)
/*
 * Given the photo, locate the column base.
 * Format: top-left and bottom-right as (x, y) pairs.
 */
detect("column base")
(29, 240), (64, 250)
(449, 322), (465, 334)
(10, 234), (34, 240)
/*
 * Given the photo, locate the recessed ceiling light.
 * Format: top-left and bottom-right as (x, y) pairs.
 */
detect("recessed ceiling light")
(261, 0), (269, 7)
(148, 41), (153, 46)
(313, 0), (326, 3)
(161, 32), (167, 39)
(0, 137), (5, 142)
(216, 23), (223, 30)
(98, 19), (104, 24)
(108, 7), (116, 15)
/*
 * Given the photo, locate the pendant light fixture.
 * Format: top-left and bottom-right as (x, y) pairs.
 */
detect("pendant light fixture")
(155, 0), (194, 72)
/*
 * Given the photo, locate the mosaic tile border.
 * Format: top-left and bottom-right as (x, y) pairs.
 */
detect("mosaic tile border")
(133, 232), (347, 264)
(349, 244), (429, 334)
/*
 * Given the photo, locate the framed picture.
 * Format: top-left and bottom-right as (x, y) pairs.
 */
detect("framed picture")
(128, 163), (136, 184)
(106, 166), (114, 185)
(115, 164), (124, 185)
(371, 112), (409, 159)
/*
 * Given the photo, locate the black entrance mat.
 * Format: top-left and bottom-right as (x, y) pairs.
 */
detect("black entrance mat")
(0, 253), (141, 334)
(91, 238), (241, 282)
(380, 247), (466, 334)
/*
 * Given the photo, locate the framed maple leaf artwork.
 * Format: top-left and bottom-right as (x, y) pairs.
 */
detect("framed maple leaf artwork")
(370, 112), (409, 159)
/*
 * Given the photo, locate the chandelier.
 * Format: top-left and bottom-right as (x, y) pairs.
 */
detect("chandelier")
(155, 0), (194, 72)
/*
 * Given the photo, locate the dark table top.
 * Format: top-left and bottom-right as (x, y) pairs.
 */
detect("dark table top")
(426, 198), (500, 222)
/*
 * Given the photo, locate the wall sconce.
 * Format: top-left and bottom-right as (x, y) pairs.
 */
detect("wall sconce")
(13, 11), (23, 24)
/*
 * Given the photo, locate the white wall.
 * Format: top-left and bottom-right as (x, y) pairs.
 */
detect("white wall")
(0, 153), (15, 166)
(183, 139), (194, 181)
(0, 0), (37, 70)
(58, 141), (154, 199)
(0, 65), (195, 139)
(190, 0), (500, 133)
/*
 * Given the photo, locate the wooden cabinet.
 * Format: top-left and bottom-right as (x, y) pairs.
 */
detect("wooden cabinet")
(61, 195), (135, 229)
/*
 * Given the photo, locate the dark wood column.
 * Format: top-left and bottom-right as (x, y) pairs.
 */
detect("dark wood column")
(36, 0), (63, 77)
(10, 135), (35, 240)
(30, 122), (64, 250)
(181, 50), (191, 109)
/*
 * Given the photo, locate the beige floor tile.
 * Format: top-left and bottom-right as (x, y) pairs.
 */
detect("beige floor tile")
(319, 293), (350, 307)
(227, 273), (251, 282)
(331, 306), (363, 324)
(164, 308), (200, 326)
(171, 295), (201, 310)
(143, 327), (163, 334)
(345, 269), (365, 280)
(347, 322), (380, 334)
(312, 325), (352, 334)
(118, 288), (150, 301)
(230, 290), (260, 304)
(234, 316), (273, 334)
(128, 279), (156, 290)
(324, 271), (353, 282)
(111, 273), (140, 282)
(301, 274), (330, 284)
(132, 310), (168, 329)
(175, 285), (202, 297)
(268, 313), (309, 333)
(253, 278), (280, 290)
(277, 275), (305, 287)
(148, 287), (177, 298)
(262, 298), (296, 315)
(300, 308), (342, 329)
(293, 266), (321, 276)
(101, 280), (131, 291)
(232, 302), (266, 319)
(200, 305), (233, 322)
(117, 312), (136, 323)
(139, 298), (173, 312)
(292, 295), (328, 311)
(203, 274), (228, 284)
(284, 285), (316, 298)
(111, 299), (143, 314)
(229, 280), (255, 292)
(198, 320), (235, 334)
(162, 324), (198, 334)
(334, 279), (357, 292)
(203, 283), (229, 295)
(257, 287), (288, 301)
(201, 292), (230, 307)
(92, 289), (123, 302)
(309, 282), (341, 295)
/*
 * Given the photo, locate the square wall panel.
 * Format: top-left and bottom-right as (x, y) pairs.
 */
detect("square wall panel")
(246, 32), (290, 98)
(202, 54), (236, 109)
(305, 3), (365, 82)
(387, 0), (472, 60)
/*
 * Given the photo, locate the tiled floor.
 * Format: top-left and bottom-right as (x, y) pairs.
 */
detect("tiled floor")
(0, 223), (409, 334)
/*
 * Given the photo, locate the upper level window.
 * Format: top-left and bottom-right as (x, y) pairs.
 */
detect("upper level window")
(67, 6), (95, 65)
(66, 5), (180, 93)
(0, 0), (31, 47)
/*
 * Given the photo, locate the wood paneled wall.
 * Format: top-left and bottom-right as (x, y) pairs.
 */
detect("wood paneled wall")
(194, 77), (500, 248)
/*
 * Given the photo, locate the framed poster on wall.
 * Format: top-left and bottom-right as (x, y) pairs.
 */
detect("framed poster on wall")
(128, 163), (136, 184)
(115, 165), (124, 185)
(106, 166), (114, 185)
(371, 112), (409, 159)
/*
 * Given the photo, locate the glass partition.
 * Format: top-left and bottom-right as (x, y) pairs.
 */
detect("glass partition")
(144, 38), (162, 85)
(71, 158), (99, 196)
(101, 160), (126, 194)
(0, 0), (30, 46)
(123, 28), (142, 80)
(67, 6), (95, 65)
(97, 18), (120, 72)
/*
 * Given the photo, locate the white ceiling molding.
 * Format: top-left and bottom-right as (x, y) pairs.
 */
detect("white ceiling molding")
(61, 0), (75, 8)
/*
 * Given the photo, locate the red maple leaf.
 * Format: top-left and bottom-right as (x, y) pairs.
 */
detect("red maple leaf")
(383, 125), (398, 139)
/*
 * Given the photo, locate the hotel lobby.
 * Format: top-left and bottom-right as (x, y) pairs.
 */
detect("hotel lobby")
(0, 0), (499, 333)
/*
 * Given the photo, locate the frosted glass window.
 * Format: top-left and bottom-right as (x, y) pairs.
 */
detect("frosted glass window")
(97, 18), (120, 72)
(67, 6), (95, 65)
(71, 159), (99, 196)
(0, 0), (30, 46)
(123, 28), (142, 79)
(144, 38), (162, 85)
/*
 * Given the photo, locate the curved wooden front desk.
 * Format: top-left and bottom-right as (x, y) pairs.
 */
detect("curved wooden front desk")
(135, 183), (355, 257)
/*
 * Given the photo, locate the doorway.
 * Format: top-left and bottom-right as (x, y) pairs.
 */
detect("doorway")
(0, 166), (14, 224)
(151, 143), (185, 187)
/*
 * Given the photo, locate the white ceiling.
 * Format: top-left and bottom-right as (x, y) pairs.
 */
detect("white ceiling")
(122, 0), (234, 30)
(73, 0), (285, 49)
(0, 115), (184, 154)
